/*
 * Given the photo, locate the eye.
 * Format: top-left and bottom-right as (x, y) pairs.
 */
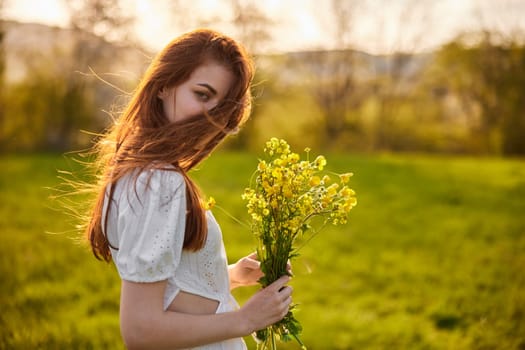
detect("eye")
(194, 91), (211, 102)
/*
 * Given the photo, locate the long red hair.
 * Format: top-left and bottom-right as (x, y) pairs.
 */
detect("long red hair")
(86, 29), (254, 261)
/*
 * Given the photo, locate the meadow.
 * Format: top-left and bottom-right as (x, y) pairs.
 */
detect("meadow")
(1, 151), (524, 349)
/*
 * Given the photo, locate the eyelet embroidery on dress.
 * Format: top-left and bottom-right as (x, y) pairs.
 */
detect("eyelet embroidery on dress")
(106, 168), (246, 348)
(107, 169), (229, 297)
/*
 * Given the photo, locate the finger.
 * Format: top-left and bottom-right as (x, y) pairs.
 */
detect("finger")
(278, 285), (293, 299)
(267, 275), (290, 292)
(281, 299), (292, 317)
(286, 261), (293, 276)
(242, 257), (260, 270)
(247, 252), (259, 260)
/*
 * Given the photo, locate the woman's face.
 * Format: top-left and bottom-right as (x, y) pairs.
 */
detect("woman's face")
(159, 61), (234, 123)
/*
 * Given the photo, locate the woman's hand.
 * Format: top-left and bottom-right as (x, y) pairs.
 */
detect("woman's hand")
(228, 252), (264, 289)
(229, 252), (293, 290)
(238, 275), (293, 333)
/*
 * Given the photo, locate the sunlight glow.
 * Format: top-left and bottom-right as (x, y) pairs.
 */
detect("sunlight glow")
(4, 0), (68, 26)
(4, 0), (525, 54)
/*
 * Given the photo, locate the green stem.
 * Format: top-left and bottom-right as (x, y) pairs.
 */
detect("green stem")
(213, 204), (251, 229)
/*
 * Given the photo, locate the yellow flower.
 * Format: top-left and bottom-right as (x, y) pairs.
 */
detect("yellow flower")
(251, 213), (262, 222)
(309, 176), (321, 186)
(339, 187), (356, 197)
(315, 155), (327, 170)
(242, 138), (357, 349)
(340, 172), (353, 184)
(326, 183), (339, 197)
(288, 153), (300, 163)
(204, 196), (216, 210)
(271, 168), (283, 180)
(258, 160), (267, 171)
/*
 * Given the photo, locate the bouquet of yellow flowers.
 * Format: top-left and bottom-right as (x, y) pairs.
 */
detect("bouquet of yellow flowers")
(242, 138), (357, 350)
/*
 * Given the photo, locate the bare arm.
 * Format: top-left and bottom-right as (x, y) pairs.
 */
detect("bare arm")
(120, 275), (292, 350)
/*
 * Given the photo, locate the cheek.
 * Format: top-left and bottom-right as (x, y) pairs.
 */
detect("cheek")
(162, 99), (175, 122)
(176, 97), (204, 121)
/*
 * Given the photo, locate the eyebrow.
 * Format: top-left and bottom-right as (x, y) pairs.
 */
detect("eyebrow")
(197, 83), (217, 95)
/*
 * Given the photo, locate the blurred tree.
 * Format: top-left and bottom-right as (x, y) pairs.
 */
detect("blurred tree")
(369, 0), (434, 151)
(435, 31), (525, 155)
(225, 0), (273, 149)
(0, 1), (143, 152)
(50, 0), (136, 151)
(229, 0), (272, 54)
(164, 0), (219, 31)
(66, 0), (134, 44)
(3, 56), (95, 152)
(165, 0), (272, 53)
(303, 0), (367, 150)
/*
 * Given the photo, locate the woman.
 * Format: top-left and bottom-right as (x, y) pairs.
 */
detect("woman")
(85, 29), (293, 349)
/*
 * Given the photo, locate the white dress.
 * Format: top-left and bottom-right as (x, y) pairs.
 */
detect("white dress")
(103, 168), (247, 350)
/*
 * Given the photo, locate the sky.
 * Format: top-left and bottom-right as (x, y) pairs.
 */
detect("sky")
(3, 0), (525, 54)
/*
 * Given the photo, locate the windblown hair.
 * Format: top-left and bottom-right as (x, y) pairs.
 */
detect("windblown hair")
(87, 29), (254, 262)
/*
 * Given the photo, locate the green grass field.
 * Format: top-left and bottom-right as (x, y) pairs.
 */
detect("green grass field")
(2, 152), (524, 349)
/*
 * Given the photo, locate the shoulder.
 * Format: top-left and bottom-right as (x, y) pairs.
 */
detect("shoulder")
(135, 166), (185, 194)
(114, 166), (186, 206)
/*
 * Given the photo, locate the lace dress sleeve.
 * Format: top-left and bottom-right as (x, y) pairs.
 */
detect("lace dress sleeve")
(112, 169), (186, 282)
